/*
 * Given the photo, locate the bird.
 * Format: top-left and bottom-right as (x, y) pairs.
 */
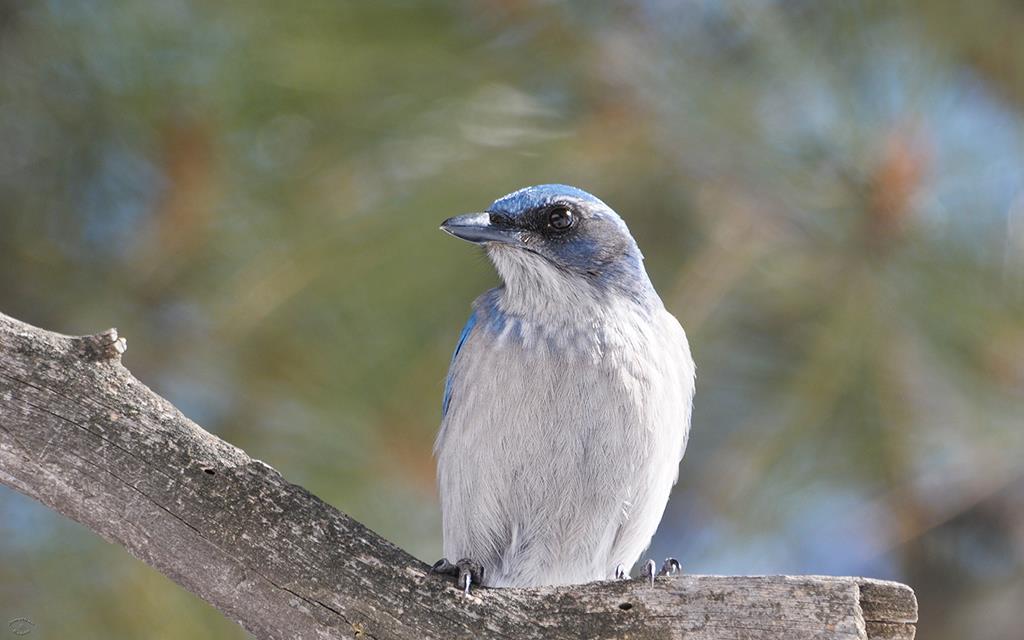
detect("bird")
(432, 184), (695, 594)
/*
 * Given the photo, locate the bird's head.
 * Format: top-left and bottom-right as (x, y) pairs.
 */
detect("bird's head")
(441, 185), (653, 310)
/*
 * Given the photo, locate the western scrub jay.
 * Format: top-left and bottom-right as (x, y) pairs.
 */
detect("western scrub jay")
(432, 185), (695, 594)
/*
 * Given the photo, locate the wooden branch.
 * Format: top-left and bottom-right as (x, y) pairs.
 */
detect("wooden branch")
(0, 311), (917, 639)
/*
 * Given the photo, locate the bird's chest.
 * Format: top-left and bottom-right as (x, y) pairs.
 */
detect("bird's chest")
(458, 314), (662, 440)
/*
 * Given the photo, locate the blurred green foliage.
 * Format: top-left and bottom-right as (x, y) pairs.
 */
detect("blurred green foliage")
(2, 1), (1023, 638)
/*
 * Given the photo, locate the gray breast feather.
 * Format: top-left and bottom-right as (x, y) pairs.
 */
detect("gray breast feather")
(435, 289), (694, 587)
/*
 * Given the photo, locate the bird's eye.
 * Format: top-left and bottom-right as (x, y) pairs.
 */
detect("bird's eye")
(548, 207), (574, 230)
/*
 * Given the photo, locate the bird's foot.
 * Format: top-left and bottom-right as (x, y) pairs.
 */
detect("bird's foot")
(431, 557), (485, 596)
(659, 557), (682, 577)
(614, 563), (629, 580)
(640, 557), (683, 587)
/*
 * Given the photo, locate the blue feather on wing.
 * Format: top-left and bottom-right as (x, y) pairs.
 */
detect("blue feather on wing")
(442, 310), (477, 417)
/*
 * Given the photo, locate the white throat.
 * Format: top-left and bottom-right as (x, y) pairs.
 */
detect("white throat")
(486, 244), (646, 323)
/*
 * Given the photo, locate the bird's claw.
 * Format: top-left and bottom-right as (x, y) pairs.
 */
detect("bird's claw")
(614, 563), (628, 580)
(658, 557), (682, 577)
(640, 557), (682, 587)
(642, 559), (657, 586)
(431, 558), (456, 575)
(455, 559), (484, 596)
(431, 557), (484, 596)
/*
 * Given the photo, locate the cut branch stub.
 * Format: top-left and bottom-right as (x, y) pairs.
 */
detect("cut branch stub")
(72, 327), (127, 361)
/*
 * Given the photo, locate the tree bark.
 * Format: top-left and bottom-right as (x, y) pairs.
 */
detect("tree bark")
(0, 311), (917, 639)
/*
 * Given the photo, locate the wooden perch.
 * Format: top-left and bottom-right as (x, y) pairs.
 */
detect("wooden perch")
(0, 311), (917, 639)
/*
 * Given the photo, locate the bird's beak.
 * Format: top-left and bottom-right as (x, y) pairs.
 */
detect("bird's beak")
(440, 212), (520, 246)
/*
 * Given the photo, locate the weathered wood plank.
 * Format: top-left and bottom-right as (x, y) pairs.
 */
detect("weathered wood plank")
(859, 579), (918, 640)
(0, 311), (916, 639)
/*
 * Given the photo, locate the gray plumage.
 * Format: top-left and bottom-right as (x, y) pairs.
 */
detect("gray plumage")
(436, 185), (695, 587)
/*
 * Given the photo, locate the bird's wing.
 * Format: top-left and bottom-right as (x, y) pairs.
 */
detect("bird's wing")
(442, 309), (478, 418)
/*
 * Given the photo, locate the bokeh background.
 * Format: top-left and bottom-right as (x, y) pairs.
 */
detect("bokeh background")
(1, 1), (1023, 638)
